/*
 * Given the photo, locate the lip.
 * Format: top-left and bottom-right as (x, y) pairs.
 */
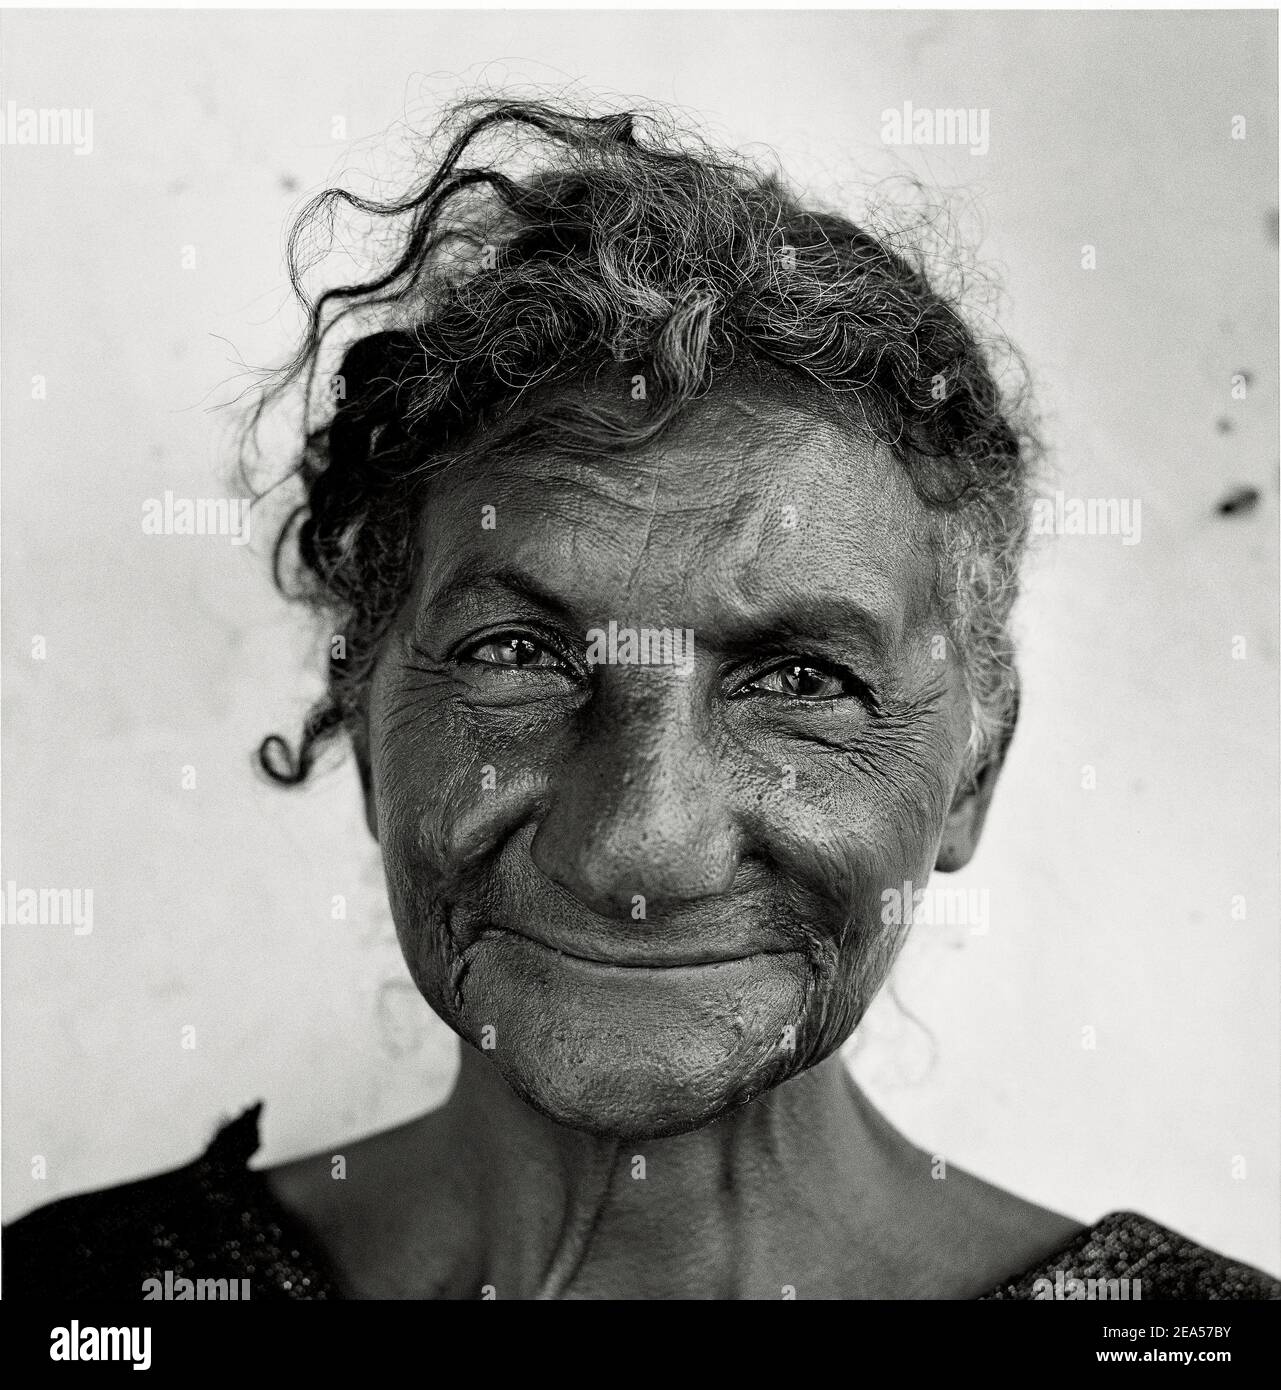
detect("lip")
(475, 925), (802, 973)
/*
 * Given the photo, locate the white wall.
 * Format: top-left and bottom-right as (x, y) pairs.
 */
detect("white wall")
(3, 8), (1277, 1274)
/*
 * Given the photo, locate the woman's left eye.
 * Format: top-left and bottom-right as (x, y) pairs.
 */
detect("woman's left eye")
(744, 662), (853, 700)
(465, 636), (567, 671)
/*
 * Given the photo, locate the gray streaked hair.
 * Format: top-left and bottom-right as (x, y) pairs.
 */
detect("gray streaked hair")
(246, 95), (1040, 785)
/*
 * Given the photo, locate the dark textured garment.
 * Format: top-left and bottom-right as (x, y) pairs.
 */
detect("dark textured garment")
(5, 1106), (1279, 1301)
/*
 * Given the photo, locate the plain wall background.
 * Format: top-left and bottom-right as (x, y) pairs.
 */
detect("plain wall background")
(3, 8), (1278, 1274)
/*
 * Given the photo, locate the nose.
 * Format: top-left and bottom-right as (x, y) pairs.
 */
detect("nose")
(529, 683), (740, 918)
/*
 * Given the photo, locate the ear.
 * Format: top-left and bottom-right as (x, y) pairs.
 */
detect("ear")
(352, 722), (378, 841)
(934, 683), (1018, 873)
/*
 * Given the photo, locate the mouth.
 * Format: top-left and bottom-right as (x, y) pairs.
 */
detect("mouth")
(474, 925), (803, 974)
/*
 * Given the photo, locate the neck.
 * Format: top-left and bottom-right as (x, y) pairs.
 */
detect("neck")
(440, 1045), (911, 1299)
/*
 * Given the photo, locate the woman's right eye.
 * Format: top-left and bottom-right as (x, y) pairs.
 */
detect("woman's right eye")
(463, 635), (568, 671)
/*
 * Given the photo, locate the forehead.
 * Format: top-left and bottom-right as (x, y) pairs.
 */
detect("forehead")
(415, 389), (941, 637)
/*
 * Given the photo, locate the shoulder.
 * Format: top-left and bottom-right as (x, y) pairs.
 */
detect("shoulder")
(900, 1162), (1088, 1297)
(982, 1211), (1281, 1300)
(262, 1108), (473, 1299)
(3, 1104), (337, 1301)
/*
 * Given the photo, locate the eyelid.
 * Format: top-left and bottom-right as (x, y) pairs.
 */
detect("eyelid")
(733, 655), (877, 706)
(455, 626), (582, 674)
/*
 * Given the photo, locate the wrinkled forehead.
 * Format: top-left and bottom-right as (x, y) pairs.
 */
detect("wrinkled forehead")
(414, 377), (943, 641)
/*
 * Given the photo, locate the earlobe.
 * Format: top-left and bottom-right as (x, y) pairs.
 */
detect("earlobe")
(361, 776), (379, 841)
(352, 729), (378, 841)
(935, 686), (1018, 873)
(934, 762), (995, 872)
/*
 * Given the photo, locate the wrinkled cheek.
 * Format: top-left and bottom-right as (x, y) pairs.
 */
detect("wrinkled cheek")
(383, 868), (459, 1027)
(794, 819), (942, 1068)
(376, 776), (481, 1027)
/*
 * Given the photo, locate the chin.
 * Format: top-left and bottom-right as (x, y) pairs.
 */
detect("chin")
(483, 1041), (797, 1140)
(449, 933), (812, 1137)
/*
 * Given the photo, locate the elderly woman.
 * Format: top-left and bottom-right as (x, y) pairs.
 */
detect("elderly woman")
(7, 98), (1278, 1301)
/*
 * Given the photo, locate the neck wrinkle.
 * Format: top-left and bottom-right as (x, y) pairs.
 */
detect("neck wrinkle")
(450, 1047), (880, 1299)
(534, 1136), (619, 1300)
(452, 1045), (623, 1298)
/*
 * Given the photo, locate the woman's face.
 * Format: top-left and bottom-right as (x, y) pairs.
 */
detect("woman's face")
(363, 384), (984, 1138)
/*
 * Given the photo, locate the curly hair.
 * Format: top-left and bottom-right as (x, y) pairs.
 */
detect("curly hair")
(247, 95), (1040, 786)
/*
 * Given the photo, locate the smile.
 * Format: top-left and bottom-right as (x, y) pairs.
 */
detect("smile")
(475, 926), (802, 973)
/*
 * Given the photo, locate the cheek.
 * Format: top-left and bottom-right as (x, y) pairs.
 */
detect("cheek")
(758, 724), (960, 1063)
(369, 658), (547, 859)
(367, 670), (562, 1005)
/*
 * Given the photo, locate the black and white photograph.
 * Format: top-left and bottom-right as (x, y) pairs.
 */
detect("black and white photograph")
(1, 0), (1278, 1358)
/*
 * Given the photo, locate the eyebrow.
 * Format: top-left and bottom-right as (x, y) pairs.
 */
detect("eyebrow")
(713, 599), (898, 664)
(421, 561), (899, 663)
(421, 561), (583, 627)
